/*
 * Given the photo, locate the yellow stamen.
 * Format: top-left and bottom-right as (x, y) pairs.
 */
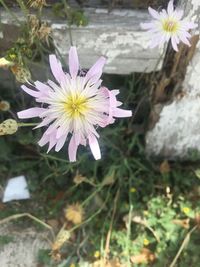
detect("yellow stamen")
(162, 19), (178, 33)
(64, 93), (88, 118)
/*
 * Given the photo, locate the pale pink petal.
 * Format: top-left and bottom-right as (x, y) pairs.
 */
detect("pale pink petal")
(45, 121), (59, 135)
(98, 117), (114, 127)
(185, 21), (198, 29)
(35, 81), (52, 93)
(167, 0), (174, 15)
(181, 31), (191, 39)
(47, 132), (57, 153)
(49, 55), (64, 83)
(116, 101), (122, 106)
(171, 36), (179, 51)
(74, 132), (81, 146)
(38, 133), (49, 147)
(101, 87), (117, 106)
(84, 122), (100, 138)
(80, 137), (86, 146)
(164, 33), (171, 42)
(68, 134), (78, 162)
(88, 134), (101, 160)
(69, 46), (79, 79)
(174, 35), (180, 44)
(17, 107), (46, 119)
(56, 125), (69, 139)
(175, 10), (184, 20)
(181, 21), (198, 31)
(34, 117), (54, 129)
(47, 79), (62, 93)
(55, 134), (68, 152)
(99, 87), (132, 124)
(148, 7), (160, 20)
(160, 9), (168, 19)
(21, 85), (39, 97)
(113, 108), (132, 118)
(85, 57), (106, 84)
(178, 32), (191, 46)
(111, 90), (120, 96)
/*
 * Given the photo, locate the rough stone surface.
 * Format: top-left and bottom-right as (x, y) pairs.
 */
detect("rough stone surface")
(146, 1), (200, 158)
(146, 93), (200, 158)
(52, 8), (164, 74)
(0, 7), (164, 74)
(0, 224), (50, 267)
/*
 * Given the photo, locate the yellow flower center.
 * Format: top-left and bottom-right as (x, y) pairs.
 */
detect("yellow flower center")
(162, 19), (178, 33)
(64, 93), (88, 118)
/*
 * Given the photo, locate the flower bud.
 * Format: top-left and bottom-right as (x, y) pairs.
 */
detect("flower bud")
(11, 64), (31, 83)
(0, 101), (10, 111)
(0, 119), (18, 136)
(51, 229), (70, 251)
(65, 203), (84, 225)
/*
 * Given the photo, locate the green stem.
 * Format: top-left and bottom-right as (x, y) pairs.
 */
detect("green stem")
(69, 187), (111, 233)
(126, 175), (133, 267)
(16, 0), (29, 18)
(81, 184), (104, 207)
(40, 153), (70, 164)
(18, 122), (38, 127)
(0, 213), (55, 240)
(62, 0), (74, 46)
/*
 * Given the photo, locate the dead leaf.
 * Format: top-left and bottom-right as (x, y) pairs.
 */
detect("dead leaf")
(194, 213), (200, 229)
(131, 248), (156, 264)
(73, 171), (87, 185)
(160, 160), (170, 174)
(123, 214), (145, 226)
(102, 170), (115, 186)
(173, 219), (190, 229)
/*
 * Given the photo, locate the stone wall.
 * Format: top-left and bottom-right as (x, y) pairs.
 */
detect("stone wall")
(0, 7), (164, 75)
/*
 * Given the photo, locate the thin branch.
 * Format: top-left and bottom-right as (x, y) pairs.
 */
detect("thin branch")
(103, 189), (120, 261)
(0, 213), (55, 240)
(169, 225), (197, 267)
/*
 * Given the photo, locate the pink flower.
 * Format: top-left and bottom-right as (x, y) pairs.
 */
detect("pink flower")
(17, 47), (132, 162)
(141, 0), (198, 51)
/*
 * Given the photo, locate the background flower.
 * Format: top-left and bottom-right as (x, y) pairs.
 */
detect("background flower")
(141, 0), (198, 51)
